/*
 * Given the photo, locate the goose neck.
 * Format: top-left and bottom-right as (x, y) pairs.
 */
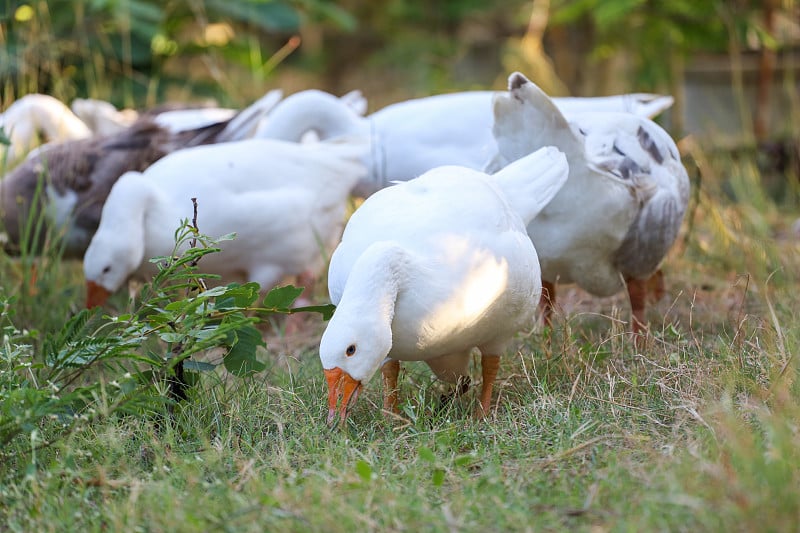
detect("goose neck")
(258, 90), (366, 142)
(339, 241), (410, 322)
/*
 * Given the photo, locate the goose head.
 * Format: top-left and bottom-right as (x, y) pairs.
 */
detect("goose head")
(83, 172), (149, 307)
(319, 312), (393, 425)
(319, 242), (404, 424)
(83, 228), (144, 308)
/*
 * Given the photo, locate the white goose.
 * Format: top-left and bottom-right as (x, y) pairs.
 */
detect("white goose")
(84, 136), (366, 308)
(1, 90), (281, 258)
(70, 98), (139, 136)
(73, 89), (284, 139)
(319, 146), (569, 424)
(255, 87), (673, 197)
(1, 94), (93, 166)
(487, 72), (690, 333)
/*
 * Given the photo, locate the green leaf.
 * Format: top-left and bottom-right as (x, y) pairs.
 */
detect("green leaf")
(223, 324), (266, 376)
(418, 446), (436, 464)
(594, 0), (647, 31)
(143, 312), (171, 326)
(44, 308), (95, 357)
(159, 332), (184, 343)
(164, 300), (189, 312)
(355, 460), (373, 482)
(262, 285), (304, 310)
(117, 376), (139, 394)
(181, 371), (201, 389)
(214, 232), (238, 242)
(551, 0), (597, 24)
(454, 454), (474, 468)
(127, 0), (164, 25)
(196, 286), (230, 299)
(183, 360), (217, 372)
(432, 468), (445, 487)
(215, 282), (261, 310)
(190, 327), (222, 341)
(313, 3), (357, 31)
(206, 0), (300, 32)
(289, 303), (336, 321)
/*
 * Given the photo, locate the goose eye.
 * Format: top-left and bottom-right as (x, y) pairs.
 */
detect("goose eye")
(102, 265), (111, 274)
(345, 344), (356, 357)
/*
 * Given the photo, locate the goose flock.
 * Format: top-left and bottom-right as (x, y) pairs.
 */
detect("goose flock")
(0, 71), (690, 423)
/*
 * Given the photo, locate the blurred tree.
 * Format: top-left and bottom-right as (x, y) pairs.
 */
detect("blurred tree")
(548, 0), (796, 138)
(0, 0), (353, 107)
(497, 0), (570, 96)
(282, 0), (532, 106)
(2, 0), (794, 144)
(549, 0), (728, 92)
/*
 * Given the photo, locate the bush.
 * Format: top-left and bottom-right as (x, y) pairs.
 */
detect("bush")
(0, 217), (333, 456)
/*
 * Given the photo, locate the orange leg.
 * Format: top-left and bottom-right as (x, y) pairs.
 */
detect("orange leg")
(381, 359), (401, 415)
(645, 269), (665, 303)
(625, 277), (648, 337)
(475, 354), (500, 418)
(540, 280), (556, 328)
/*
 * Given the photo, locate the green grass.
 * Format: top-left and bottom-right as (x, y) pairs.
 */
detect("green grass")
(1, 315), (795, 532)
(1, 193), (798, 532)
(2, 28), (800, 532)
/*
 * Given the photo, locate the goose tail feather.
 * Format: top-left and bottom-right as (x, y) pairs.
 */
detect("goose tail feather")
(492, 146), (569, 225)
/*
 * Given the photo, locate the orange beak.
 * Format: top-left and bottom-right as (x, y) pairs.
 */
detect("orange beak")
(86, 280), (111, 308)
(324, 367), (362, 425)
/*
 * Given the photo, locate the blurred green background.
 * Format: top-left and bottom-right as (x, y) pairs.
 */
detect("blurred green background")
(2, 0), (798, 148)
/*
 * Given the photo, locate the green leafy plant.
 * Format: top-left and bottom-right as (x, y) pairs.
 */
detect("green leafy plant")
(0, 216), (333, 454)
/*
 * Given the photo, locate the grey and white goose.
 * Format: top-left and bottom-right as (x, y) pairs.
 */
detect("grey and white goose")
(487, 72), (690, 334)
(0, 90), (282, 257)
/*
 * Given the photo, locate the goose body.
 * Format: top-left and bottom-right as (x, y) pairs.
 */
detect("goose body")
(83, 137), (366, 307)
(70, 98), (139, 136)
(255, 88), (673, 196)
(488, 72), (690, 332)
(319, 146), (569, 423)
(0, 90), (282, 258)
(71, 89), (284, 138)
(0, 94), (93, 165)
